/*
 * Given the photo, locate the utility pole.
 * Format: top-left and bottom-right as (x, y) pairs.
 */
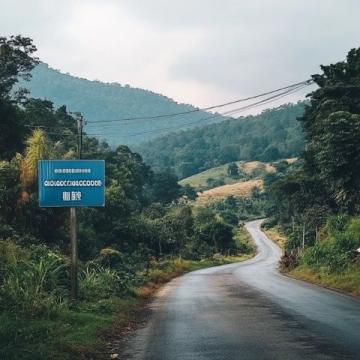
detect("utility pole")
(69, 112), (85, 305)
(76, 113), (85, 159)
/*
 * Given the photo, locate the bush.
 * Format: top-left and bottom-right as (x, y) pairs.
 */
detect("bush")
(300, 215), (360, 273)
(0, 240), (27, 272)
(234, 227), (255, 254)
(79, 265), (121, 301)
(261, 217), (277, 230)
(280, 251), (299, 270)
(180, 238), (213, 260)
(325, 214), (350, 235)
(0, 244), (68, 316)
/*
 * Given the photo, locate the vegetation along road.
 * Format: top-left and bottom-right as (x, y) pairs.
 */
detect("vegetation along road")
(120, 220), (360, 360)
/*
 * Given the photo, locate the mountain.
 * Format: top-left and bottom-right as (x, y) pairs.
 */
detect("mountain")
(18, 63), (228, 145)
(136, 103), (306, 179)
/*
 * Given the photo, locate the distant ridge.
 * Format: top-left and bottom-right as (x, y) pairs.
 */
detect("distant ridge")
(18, 63), (227, 145)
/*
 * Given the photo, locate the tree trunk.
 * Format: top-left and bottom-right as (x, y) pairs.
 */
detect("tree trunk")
(158, 238), (162, 256)
(302, 222), (306, 249)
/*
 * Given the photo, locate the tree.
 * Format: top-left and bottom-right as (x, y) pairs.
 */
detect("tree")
(149, 171), (181, 203)
(181, 184), (197, 201)
(261, 146), (280, 162)
(227, 163), (239, 178)
(0, 98), (24, 160)
(300, 47), (360, 213)
(0, 35), (38, 98)
(20, 129), (53, 191)
(0, 36), (38, 160)
(314, 112), (360, 211)
(0, 160), (20, 225)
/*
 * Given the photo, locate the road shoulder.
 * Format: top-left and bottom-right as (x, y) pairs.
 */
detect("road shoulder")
(263, 224), (360, 298)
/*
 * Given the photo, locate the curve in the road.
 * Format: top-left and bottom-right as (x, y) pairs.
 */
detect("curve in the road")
(120, 219), (360, 360)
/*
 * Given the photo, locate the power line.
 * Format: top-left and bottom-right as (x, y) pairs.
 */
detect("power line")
(87, 79), (313, 125)
(30, 80), (312, 140)
(25, 79), (313, 132)
(84, 83), (309, 138)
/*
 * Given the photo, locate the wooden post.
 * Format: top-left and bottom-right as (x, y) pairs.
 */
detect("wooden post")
(69, 112), (84, 305)
(70, 207), (78, 304)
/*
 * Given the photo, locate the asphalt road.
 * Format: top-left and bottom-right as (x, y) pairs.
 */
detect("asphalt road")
(120, 219), (360, 360)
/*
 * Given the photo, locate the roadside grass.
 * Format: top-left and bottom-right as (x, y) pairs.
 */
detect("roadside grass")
(0, 296), (140, 360)
(0, 254), (253, 359)
(289, 264), (360, 297)
(234, 226), (257, 254)
(262, 223), (360, 298)
(263, 225), (286, 248)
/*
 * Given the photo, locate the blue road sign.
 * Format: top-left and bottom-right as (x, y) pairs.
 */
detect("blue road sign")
(38, 160), (105, 207)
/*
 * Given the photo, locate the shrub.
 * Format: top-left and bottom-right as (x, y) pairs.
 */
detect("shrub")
(79, 265), (121, 301)
(280, 251), (299, 270)
(0, 245), (68, 316)
(300, 216), (360, 273)
(261, 217), (277, 230)
(325, 214), (350, 235)
(180, 239), (213, 260)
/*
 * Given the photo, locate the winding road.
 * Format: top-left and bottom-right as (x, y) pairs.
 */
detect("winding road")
(120, 219), (360, 359)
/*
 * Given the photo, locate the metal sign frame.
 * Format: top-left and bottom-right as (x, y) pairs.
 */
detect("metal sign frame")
(38, 160), (105, 208)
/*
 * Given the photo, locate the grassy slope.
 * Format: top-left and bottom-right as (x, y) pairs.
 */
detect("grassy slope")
(182, 159), (295, 205)
(264, 225), (360, 297)
(179, 161), (243, 188)
(1, 255), (253, 359)
(179, 160), (275, 189)
(196, 179), (263, 205)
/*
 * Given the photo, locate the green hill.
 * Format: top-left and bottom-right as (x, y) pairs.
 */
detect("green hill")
(180, 159), (296, 191)
(137, 103), (306, 179)
(18, 63), (228, 145)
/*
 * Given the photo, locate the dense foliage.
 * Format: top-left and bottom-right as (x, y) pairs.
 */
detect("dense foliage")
(137, 102), (305, 179)
(16, 63), (227, 145)
(0, 36), (252, 353)
(265, 48), (360, 275)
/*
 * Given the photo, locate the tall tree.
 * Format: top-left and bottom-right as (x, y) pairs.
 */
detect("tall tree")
(0, 36), (38, 159)
(0, 35), (38, 98)
(300, 48), (360, 212)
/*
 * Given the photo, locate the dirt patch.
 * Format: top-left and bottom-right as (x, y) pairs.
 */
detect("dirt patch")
(196, 179), (263, 204)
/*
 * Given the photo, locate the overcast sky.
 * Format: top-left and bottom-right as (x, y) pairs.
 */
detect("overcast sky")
(2, 0), (360, 109)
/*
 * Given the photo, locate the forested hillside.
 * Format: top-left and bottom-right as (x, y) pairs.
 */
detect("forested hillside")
(137, 103), (305, 179)
(17, 63), (227, 145)
(263, 47), (360, 295)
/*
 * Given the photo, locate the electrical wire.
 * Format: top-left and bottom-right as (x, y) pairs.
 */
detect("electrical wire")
(87, 79), (313, 125)
(84, 83), (309, 138)
(27, 80), (312, 140)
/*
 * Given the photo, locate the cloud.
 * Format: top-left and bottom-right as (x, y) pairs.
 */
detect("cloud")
(168, 0), (360, 95)
(1, 0), (360, 108)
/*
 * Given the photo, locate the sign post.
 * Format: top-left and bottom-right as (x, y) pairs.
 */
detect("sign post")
(38, 159), (105, 303)
(70, 207), (77, 302)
